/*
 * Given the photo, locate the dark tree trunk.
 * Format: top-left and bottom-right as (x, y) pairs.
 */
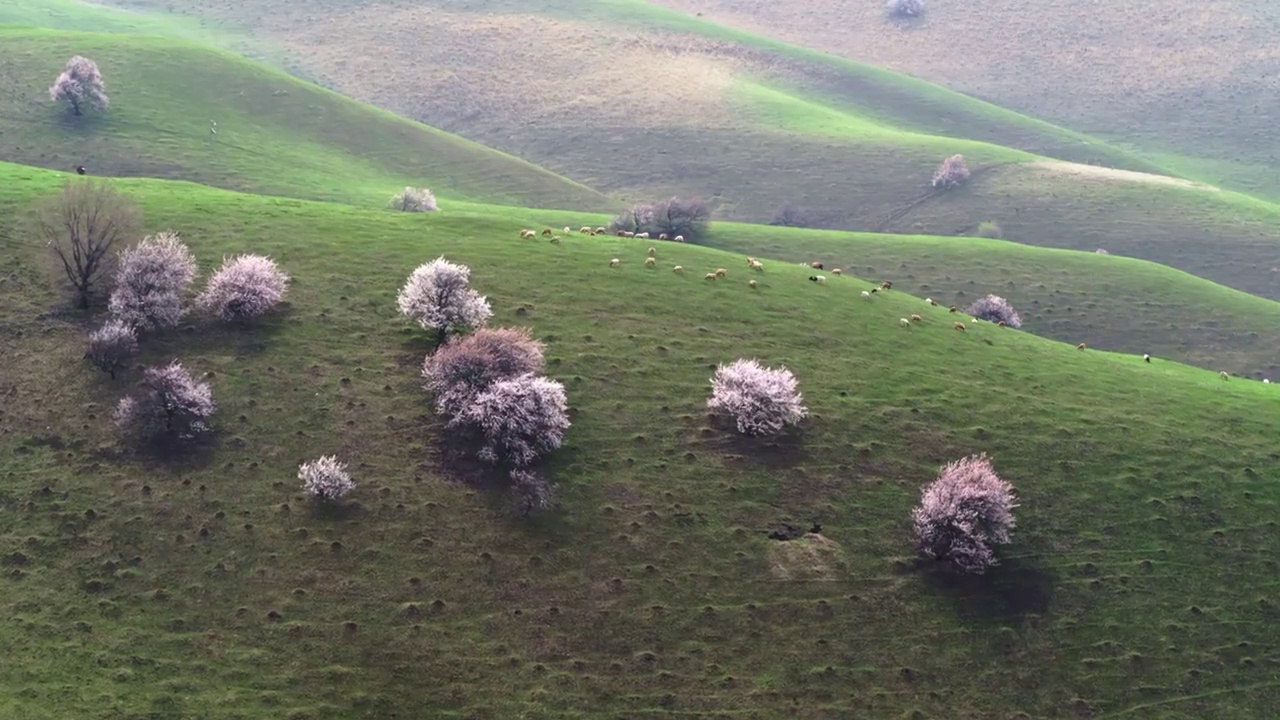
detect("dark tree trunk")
(436, 327), (447, 347)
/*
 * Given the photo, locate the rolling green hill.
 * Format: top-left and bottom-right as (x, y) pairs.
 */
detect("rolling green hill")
(4, 159), (1280, 718)
(0, 26), (612, 211)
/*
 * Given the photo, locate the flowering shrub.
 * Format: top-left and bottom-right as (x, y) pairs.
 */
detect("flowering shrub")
(299, 455), (355, 500)
(114, 361), (214, 445)
(932, 154), (970, 189)
(49, 55), (108, 115)
(453, 374), (570, 467)
(912, 453), (1017, 575)
(508, 468), (557, 516)
(965, 294), (1022, 328)
(109, 231), (198, 331)
(706, 358), (807, 436)
(389, 187), (438, 212)
(85, 319), (138, 378)
(196, 254), (289, 323)
(423, 326), (545, 419)
(397, 256), (492, 343)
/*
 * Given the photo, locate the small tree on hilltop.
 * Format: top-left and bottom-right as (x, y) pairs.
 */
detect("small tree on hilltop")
(770, 203), (811, 228)
(196, 254), (289, 323)
(932, 154), (970, 189)
(109, 231), (198, 332)
(299, 456), (355, 501)
(49, 55), (109, 116)
(397, 256), (492, 345)
(114, 361), (214, 446)
(85, 319), (138, 379)
(887, 0), (926, 18)
(912, 453), (1017, 575)
(423, 326), (545, 419)
(36, 179), (142, 309)
(965, 294), (1022, 328)
(609, 197), (711, 241)
(707, 358), (807, 436)
(389, 187), (438, 213)
(453, 373), (570, 467)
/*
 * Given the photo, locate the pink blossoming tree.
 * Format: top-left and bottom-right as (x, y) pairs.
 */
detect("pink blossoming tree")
(114, 361), (214, 446)
(452, 373), (570, 467)
(49, 56), (109, 116)
(397, 256), (492, 344)
(965, 294), (1022, 328)
(423, 326), (545, 419)
(707, 358), (807, 436)
(109, 231), (198, 331)
(196, 254), (289, 323)
(912, 453), (1018, 575)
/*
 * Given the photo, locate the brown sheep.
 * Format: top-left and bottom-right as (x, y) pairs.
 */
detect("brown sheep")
(542, 228), (553, 237)
(953, 322), (967, 331)
(881, 281), (893, 290)
(929, 299), (939, 307)
(949, 305), (958, 313)
(997, 320), (1006, 327)
(910, 314), (923, 322)
(616, 230), (626, 237)
(810, 261), (824, 270)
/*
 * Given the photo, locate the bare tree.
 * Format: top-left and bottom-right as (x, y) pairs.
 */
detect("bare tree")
(36, 180), (141, 309)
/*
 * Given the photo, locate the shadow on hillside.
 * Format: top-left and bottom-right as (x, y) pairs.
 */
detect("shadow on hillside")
(922, 557), (1055, 623)
(705, 418), (809, 470)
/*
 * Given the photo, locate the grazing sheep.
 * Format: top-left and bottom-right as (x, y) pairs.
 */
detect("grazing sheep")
(910, 314), (923, 322)
(673, 265), (684, 273)
(900, 318), (911, 327)
(810, 262), (824, 270)
(595, 227), (606, 234)
(704, 273), (717, 281)
(746, 256), (757, 266)
(636, 232), (650, 239)
(929, 299), (939, 307)
(749, 260), (764, 272)
(749, 280), (757, 288)
(580, 226), (592, 234)
(610, 258), (620, 268)
(832, 268), (842, 275)
(648, 247), (656, 257)
(674, 235), (685, 243)
(1265, 379), (1271, 384)
(1143, 354), (1151, 363)
(997, 321), (1006, 327)
(953, 322), (967, 331)
(616, 230), (626, 237)
(542, 228), (553, 236)
(519, 228), (531, 237)
(658, 233), (668, 240)
(949, 306), (958, 313)
(715, 268), (727, 278)
(645, 257), (656, 267)
(809, 275), (826, 283)
(1077, 343), (1086, 351)
(550, 236), (561, 244)
(563, 226), (572, 235)
(1220, 371), (1230, 380)
(861, 291), (871, 298)
(881, 281), (893, 290)
(870, 287), (879, 294)
(624, 231), (636, 238)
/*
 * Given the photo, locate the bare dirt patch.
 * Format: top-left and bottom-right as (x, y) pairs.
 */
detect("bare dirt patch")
(767, 532), (846, 581)
(1024, 161), (1221, 191)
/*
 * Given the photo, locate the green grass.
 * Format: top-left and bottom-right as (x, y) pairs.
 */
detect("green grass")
(4, 160), (1280, 718)
(0, 27), (612, 211)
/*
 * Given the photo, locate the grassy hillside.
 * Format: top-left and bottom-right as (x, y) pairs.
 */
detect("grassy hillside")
(0, 27), (612, 211)
(648, 0), (1280, 200)
(4, 160), (1280, 718)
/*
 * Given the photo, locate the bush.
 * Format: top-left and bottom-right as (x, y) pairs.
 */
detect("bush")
(114, 361), (214, 446)
(975, 221), (1003, 239)
(912, 453), (1017, 575)
(389, 187), (438, 212)
(196, 254), (289, 323)
(85, 319), (138, 379)
(931, 154), (970, 189)
(886, 0), (925, 17)
(397, 256), (492, 344)
(770, 203), (811, 228)
(452, 374), (570, 467)
(965, 294), (1022, 328)
(609, 197), (710, 241)
(36, 179), (142, 309)
(423, 327), (545, 419)
(299, 456), (355, 501)
(707, 358), (807, 436)
(49, 55), (108, 116)
(109, 231), (198, 331)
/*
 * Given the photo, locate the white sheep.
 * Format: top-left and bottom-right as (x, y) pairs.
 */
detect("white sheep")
(673, 265), (684, 273)
(550, 236), (561, 244)
(861, 290), (871, 299)
(1143, 354), (1151, 363)
(749, 260), (764, 272)
(674, 235), (685, 243)
(647, 247), (656, 257)
(610, 258), (620, 268)
(809, 275), (826, 284)
(749, 280), (757, 288)
(580, 226), (592, 234)
(644, 257), (656, 267)
(563, 226), (571, 235)
(900, 318), (910, 326)
(1220, 371), (1229, 380)
(636, 232), (650, 239)
(832, 268), (842, 275)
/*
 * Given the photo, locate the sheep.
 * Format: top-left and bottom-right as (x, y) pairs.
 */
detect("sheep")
(580, 226), (592, 234)
(636, 232), (650, 239)
(1143, 354), (1151, 363)
(645, 257), (656, 267)
(519, 228), (531, 237)
(595, 227), (606, 234)
(832, 268), (842, 275)
(810, 261), (824, 270)
(953, 322), (967, 331)
(900, 318), (911, 327)
(673, 265), (684, 273)
(746, 256), (757, 266)
(704, 273), (717, 281)
(1077, 343), (1086, 351)
(929, 299), (939, 307)
(616, 230), (626, 237)
(749, 280), (757, 288)
(610, 258), (620, 268)
(1265, 379), (1271, 384)
(715, 268), (727, 278)
(624, 231), (636, 238)
(749, 260), (764, 272)
(658, 233), (668, 240)
(949, 306), (958, 313)
(674, 235), (685, 243)
(1220, 371), (1229, 380)
(563, 226), (572, 235)
(542, 228), (553, 237)
(861, 291), (871, 299)
(550, 236), (562, 244)
(881, 281), (893, 290)
(809, 275), (826, 283)
(910, 314), (923, 323)
(997, 320), (1006, 327)
(648, 247), (656, 257)
(870, 287), (879, 294)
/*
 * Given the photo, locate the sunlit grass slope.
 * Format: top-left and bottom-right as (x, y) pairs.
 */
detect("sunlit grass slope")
(2, 160), (1280, 718)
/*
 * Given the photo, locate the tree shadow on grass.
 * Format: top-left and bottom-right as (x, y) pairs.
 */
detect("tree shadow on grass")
(702, 416), (810, 470)
(918, 556), (1056, 624)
